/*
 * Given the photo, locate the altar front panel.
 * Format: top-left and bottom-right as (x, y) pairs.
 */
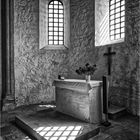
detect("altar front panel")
(56, 87), (90, 122)
(53, 79), (103, 124)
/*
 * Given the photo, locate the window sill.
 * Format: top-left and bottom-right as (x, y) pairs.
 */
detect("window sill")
(95, 38), (124, 47)
(108, 38), (124, 45)
(40, 45), (68, 50)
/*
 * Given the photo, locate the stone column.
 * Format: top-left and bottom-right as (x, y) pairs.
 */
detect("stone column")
(2, 0), (15, 111)
(0, 0), (2, 110)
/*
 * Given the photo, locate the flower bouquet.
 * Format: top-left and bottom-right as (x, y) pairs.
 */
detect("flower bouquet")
(75, 63), (97, 82)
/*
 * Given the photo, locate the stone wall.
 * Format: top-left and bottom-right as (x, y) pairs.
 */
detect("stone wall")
(69, 0), (139, 115)
(13, 0), (139, 116)
(68, 0), (95, 79)
(14, 0), (68, 106)
(95, 0), (140, 115)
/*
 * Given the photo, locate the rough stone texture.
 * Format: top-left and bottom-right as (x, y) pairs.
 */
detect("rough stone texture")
(1, 124), (29, 140)
(13, 0), (139, 117)
(93, 0), (140, 115)
(69, 0), (139, 116)
(68, 0), (95, 79)
(14, 0), (68, 106)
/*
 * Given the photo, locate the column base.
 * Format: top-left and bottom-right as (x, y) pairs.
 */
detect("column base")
(2, 95), (15, 111)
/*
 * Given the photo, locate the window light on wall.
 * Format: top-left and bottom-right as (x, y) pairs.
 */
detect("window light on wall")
(48, 0), (64, 45)
(109, 0), (125, 41)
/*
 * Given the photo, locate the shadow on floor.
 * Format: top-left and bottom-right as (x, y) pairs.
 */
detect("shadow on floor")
(0, 104), (139, 140)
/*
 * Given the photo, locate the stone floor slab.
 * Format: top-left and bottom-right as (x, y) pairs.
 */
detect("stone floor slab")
(16, 110), (100, 140)
(0, 104), (139, 140)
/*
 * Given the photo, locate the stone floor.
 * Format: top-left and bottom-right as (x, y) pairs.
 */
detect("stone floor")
(0, 104), (139, 140)
(0, 123), (31, 140)
(0, 104), (55, 140)
(16, 109), (100, 140)
(90, 114), (139, 140)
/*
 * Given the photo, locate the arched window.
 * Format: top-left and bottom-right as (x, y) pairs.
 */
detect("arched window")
(95, 0), (125, 46)
(39, 0), (70, 49)
(48, 0), (64, 45)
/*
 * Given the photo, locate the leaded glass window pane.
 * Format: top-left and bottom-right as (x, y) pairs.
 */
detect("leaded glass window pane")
(48, 0), (64, 45)
(109, 0), (125, 41)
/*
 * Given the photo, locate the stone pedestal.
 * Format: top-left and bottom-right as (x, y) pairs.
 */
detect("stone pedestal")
(53, 79), (103, 124)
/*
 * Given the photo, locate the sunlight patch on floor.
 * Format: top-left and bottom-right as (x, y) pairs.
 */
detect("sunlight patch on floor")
(22, 136), (32, 140)
(39, 104), (56, 108)
(34, 125), (83, 140)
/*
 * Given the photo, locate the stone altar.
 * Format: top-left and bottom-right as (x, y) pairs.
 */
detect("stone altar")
(53, 79), (103, 124)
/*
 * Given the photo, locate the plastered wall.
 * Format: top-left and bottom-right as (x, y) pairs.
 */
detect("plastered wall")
(14, 0), (68, 106)
(13, 0), (139, 115)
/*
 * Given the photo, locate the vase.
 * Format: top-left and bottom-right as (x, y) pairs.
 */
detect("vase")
(85, 75), (91, 82)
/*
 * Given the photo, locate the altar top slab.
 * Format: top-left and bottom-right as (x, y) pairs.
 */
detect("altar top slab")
(53, 79), (102, 93)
